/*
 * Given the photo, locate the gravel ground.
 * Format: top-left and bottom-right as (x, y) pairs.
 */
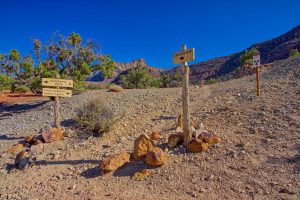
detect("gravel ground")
(0, 56), (299, 200)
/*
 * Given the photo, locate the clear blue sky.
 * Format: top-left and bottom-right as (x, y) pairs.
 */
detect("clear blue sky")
(0, 0), (299, 68)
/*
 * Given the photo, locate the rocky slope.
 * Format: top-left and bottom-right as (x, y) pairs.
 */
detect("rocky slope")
(166, 25), (300, 83)
(0, 56), (299, 199)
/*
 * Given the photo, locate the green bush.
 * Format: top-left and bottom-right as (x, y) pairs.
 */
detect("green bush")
(289, 49), (299, 57)
(0, 74), (14, 91)
(14, 85), (31, 93)
(121, 66), (160, 89)
(240, 48), (259, 66)
(76, 99), (124, 136)
(207, 78), (217, 84)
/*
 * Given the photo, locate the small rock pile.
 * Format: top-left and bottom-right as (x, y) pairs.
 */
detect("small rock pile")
(100, 131), (165, 179)
(5, 127), (65, 169)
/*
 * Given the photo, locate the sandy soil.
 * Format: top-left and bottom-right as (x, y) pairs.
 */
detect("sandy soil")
(0, 57), (299, 200)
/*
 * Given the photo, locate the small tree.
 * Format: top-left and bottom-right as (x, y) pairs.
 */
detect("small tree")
(240, 48), (259, 66)
(289, 49), (299, 57)
(97, 54), (117, 79)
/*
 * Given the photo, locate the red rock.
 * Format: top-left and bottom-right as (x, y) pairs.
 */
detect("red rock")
(41, 128), (64, 143)
(150, 131), (162, 141)
(100, 151), (130, 173)
(133, 134), (154, 160)
(168, 133), (184, 148)
(187, 138), (209, 153)
(7, 143), (25, 155)
(25, 134), (35, 144)
(198, 131), (220, 145)
(145, 147), (166, 167)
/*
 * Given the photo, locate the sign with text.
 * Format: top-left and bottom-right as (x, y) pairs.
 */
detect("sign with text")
(173, 48), (195, 64)
(42, 88), (72, 98)
(253, 54), (260, 67)
(42, 78), (73, 88)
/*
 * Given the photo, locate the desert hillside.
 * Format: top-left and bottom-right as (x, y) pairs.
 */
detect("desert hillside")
(0, 56), (299, 199)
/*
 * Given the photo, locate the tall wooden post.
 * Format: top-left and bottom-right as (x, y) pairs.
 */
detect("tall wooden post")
(54, 74), (61, 128)
(181, 44), (192, 146)
(256, 66), (260, 96)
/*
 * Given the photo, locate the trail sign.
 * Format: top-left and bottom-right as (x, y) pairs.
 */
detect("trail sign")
(253, 53), (261, 96)
(173, 48), (195, 64)
(42, 78), (73, 88)
(41, 75), (74, 128)
(42, 88), (72, 98)
(253, 54), (260, 67)
(173, 44), (194, 147)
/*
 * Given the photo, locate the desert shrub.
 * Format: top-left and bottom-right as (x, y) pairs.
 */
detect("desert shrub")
(168, 80), (181, 87)
(207, 78), (217, 84)
(14, 85), (31, 93)
(76, 99), (124, 136)
(289, 49), (299, 57)
(0, 74), (14, 91)
(240, 48), (259, 66)
(107, 85), (124, 92)
(84, 82), (107, 90)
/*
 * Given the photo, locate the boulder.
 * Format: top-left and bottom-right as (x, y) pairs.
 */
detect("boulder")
(15, 151), (32, 169)
(187, 138), (209, 153)
(133, 134), (154, 160)
(150, 131), (162, 141)
(198, 131), (220, 145)
(133, 169), (152, 181)
(7, 143), (25, 155)
(100, 151), (130, 173)
(41, 128), (64, 143)
(145, 147), (165, 167)
(168, 133), (184, 149)
(29, 144), (44, 154)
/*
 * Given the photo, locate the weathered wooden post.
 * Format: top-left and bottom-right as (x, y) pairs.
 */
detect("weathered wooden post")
(54, 74), (61, 128)
(253, 53), (261, 96)
(173, 44), (195, 146)
(42, 76), (73, 128)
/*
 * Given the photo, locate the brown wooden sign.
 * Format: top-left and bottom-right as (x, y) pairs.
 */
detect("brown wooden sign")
(173, 48), (195, 64)
(42, 78), (73, 88)
(42, 88), (72, 98)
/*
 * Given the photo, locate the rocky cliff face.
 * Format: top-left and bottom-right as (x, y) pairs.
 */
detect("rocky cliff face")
(166, 25), (300, 84)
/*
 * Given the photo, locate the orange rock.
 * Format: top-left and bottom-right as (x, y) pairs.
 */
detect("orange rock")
(168, 133), (184, 148)
(198, 131), (220, 145)
(133, 134), (154, 160)
(41, 128), (64, 143)
(187, 138), (209, 153)
(150, 131), (162, 141)
(100, 151), (130, 173)
(25, 134), (35, 145)
(7, 143), (25, 155)
(145, 147), (165, 167)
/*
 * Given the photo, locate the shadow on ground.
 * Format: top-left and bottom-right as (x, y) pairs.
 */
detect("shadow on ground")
(266, 144), (300, 173)
(0, 101), (48, 120)
(0, 135), (25, 141)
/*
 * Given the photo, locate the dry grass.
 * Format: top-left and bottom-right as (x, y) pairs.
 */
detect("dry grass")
(107, 85), (124, 92)
(84, 82), (108, 90)
(76, 99), (124, 136)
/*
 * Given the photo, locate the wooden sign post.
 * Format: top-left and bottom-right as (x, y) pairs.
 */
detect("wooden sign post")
(42, 75), (73, 128)
(253, 53), (261, 96)
(173, 44), (195, 146)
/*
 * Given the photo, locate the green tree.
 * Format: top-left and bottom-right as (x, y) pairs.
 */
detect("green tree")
(121, 60), (160, 89)
(240, 48), (259, 66)
(289, 49), (299, 57)
(0, 74), (14, 91)
(97, 54), (117, 79)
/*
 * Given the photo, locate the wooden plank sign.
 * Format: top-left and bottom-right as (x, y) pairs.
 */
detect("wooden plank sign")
(42, 88), (72, 98)
(173, 48), (195, 64)
(42, 78), (73, 88)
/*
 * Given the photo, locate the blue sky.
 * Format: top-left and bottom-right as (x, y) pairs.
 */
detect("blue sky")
(0, 0), (299, 68)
